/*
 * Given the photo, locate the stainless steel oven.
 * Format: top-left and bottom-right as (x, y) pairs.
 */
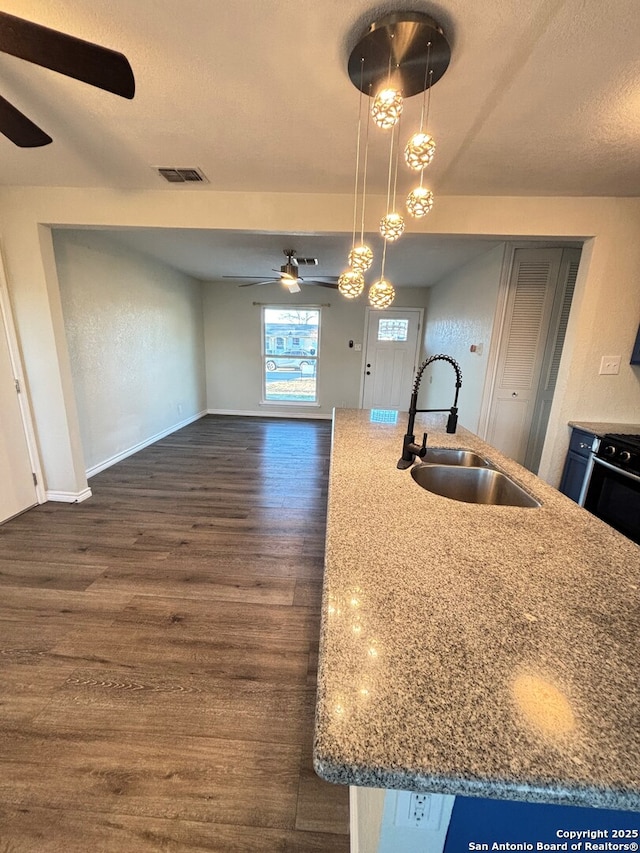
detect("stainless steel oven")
(584, 433), (640, 545)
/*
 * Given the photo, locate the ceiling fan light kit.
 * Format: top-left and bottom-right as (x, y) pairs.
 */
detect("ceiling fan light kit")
(340, 11), (451, 308)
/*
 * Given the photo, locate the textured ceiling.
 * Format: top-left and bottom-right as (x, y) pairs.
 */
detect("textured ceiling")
(0, 1), (634, 282)
(0, 0), (638, 196)
(95, 228), (505, 287)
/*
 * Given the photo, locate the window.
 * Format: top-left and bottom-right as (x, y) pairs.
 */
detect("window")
(262, 307), (320, 403)
(377, 318), (409, 341)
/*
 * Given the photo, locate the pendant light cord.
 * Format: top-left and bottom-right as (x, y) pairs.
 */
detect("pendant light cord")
(359, 83), (372, 244)
(351, 59), (365, 251)
(425, 69), (433, 132)
(391, 111), (402, 210)
(384, 121), (396, 215)
(380, 227), (388, 280)
(418, 42), (433, 192)
(381, 122), (397, 281)
(419, 42), (432, 131)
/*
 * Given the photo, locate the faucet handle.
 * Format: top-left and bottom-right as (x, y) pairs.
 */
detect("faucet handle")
(417, 432), (428, 458)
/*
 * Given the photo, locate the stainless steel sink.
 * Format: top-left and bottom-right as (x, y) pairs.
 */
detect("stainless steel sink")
(411, 464), (541, 508)
(422, 448), (493, 468)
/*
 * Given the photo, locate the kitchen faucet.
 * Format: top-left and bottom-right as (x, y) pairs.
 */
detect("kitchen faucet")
(397, 354), (463, 469)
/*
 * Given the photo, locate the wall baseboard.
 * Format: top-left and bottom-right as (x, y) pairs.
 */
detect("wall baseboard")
(206, 408), (331, 420)
(86, 410), (207, 478)
(46, 487), (92, 503)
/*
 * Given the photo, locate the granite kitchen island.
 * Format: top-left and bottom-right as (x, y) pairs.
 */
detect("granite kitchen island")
(313, 409), (640, 812)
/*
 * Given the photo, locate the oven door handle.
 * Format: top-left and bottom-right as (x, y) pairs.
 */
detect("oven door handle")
(591, 456), (640, 485)
(577, 452), (596, 506)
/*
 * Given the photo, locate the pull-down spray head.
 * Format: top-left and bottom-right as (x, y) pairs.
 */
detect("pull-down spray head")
(397, 354), (463, 469)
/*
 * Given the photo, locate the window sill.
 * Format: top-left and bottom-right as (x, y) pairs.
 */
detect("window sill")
(260, 400), (321, 408)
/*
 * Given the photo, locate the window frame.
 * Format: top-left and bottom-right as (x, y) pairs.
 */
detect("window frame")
(261, 305), (322, 407)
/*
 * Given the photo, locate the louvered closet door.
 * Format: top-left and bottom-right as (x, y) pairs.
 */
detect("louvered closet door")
(486, 248), (563, 465)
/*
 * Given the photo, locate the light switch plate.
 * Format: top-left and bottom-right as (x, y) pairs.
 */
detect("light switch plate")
(599, 355), (621, 375)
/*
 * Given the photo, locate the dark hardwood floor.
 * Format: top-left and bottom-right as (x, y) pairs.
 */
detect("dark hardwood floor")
(0, 415), (349, 852)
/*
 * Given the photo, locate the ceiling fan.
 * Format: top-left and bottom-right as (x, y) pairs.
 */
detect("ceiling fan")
(224, 250), (339, 294)
(0, 10), (135, 147)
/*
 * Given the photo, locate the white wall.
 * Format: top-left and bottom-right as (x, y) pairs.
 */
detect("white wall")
(0, 188), (639, 494)
(203, 279), (429, 417)
(53, 229), (206, 474)
(352, 786), (385, 853)
(421, 243), (506, 432)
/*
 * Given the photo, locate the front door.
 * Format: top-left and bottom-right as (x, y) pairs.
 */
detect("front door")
(0, 290), (37, 523)
(362, 309), (422, 410)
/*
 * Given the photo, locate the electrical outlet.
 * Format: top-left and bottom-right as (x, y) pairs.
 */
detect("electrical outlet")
(394, 792), (444, 829)
(599, 355), (621, 375)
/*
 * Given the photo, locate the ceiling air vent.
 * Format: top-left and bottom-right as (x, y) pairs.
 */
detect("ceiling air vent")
(295, 257), (318, 266)
(156, 167), (208, 184)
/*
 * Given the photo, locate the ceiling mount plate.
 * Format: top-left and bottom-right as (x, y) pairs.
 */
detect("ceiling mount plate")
(348, 11), (451, 98)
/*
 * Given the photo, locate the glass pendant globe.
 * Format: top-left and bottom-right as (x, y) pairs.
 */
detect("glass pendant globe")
(404, 132), (436, 170)
(348, 245), (374, 272)
(406, 186), (434, 218)
(368, 279), (396, 309)
(380, 212), (405, 241)
(371, 88), (403, 130)
(338, 269), (365, 299)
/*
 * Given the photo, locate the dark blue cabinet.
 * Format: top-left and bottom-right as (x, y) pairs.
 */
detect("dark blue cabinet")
(631, 324), (640, 365)
(559, 427), (596, 503)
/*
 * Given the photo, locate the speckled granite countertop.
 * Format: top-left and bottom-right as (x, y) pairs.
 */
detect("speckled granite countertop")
(569, 421), (640, 436)
(314, 409), (640, 811)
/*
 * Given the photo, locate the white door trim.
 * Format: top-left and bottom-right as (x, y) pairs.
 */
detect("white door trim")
(477, 243), (512, 438)
(0, 249), (45, 504)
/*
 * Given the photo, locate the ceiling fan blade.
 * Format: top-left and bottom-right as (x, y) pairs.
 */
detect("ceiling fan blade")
(238, 280), (278, 287)
(310, 276), (340, 283)
(0, 94), (51, 146)
(223, 275), (277, 280)
(0, 11), (135, 99)
(284, 281), (301, 294)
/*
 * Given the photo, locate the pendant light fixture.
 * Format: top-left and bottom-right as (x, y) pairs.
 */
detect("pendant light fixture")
(368, 233), (396, 309)
(371, 87), (403, 130)
(339, 60), (372, 299)
(406, 45), (436, 220)
(405, 43), (436, 172)
(340, 12), (451, 304)
(348, 82), (374, 275)
(379, 117), (405, 243)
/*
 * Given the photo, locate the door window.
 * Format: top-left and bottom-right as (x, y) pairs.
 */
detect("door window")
(377, 318), (409, 341)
